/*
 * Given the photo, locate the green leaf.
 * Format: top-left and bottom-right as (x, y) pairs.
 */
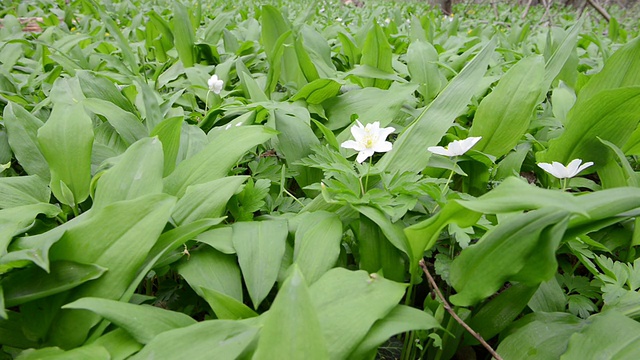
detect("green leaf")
(171, 176), (247, 226)
(407, 40), (441, 101)
(236, 60), (268, 102)
(561, 311), (640, 359)
(309, 268), (407, 359)
(164, 126), (275, 197)
(232, 220), (288, 308)
(0, 203), (61, 255)
(324, 83), (416, 131)
(450, 209), (570, 306)
(130, 320), (258, 360)
(37, 104), (94, 207)
(528, 276), (567, 313)
(200, 287), (257, 320)
(77, 71), (137, 115)
(150, 117), (183, 176)
(293, 211), (343, 284)
(93, 137), (164, 209)
(539, 87), (640, 169)
(290, 79), (342, 104)
(469, 56), (544, 157)
(3, 103), (49, 180)
(360, 21), (393, 89)
(355, 213), (405, 282)
(91, 329), (142, 360)
(16, 345), (111, 360)
(379, 39), (496, 174)
(172, 1), (196, 67)
(2, 261), (106, 307)
(178, 245), (243, 302)
(465, 282), (538, 344)
(63, 297), (196, 344)
(540, 18), (583, 101)
(349, 305), (441, 359)
(82, 98), (147, 146)
(497, 312), (584, 360)
(404, 201), (481, 273)
(254, 265), (328, 359)
(46, 194), (176, 348)
(0, 175), (50, 209)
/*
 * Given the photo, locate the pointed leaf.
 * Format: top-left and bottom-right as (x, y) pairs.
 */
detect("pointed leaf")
(3, 103), (49, 179)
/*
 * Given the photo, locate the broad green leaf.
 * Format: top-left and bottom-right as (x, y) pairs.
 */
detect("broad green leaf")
(91, 329), (142, 360)
(172, 1), (196, 67)
(349, 305), (441, 359)
(561, 311), (640, 359)
(2, 261), (106, 307)
(200, 287), (258, 320)
(578, 36), (640, 102)
(63, 297), (196, 344)
(324, 83), (416, 131)
(196, 226), (235, 254)
(450, 209), (570, 306)
(404, 201), (481, 273)
(178, 245), (243, 301)
(150, 117), (183, 176)
(290, 79), (342, 104)
(540, 18), (583, 100)
(93, 0), (137, 74)
(46, 194), (175, 348)
(164, 126), (274, 197)
(0, 311), (38, 349)
(254, 266), (328, 359)
(3, 103), (49, 180)
(82, 98), (147, 146)
(131, 320), (258, 360)
(77, 71), (137, 115)
(0, 203), (61, 255)
(0, 175), (50, 209)
(171, 176), (247, 226)
(135, 80), (164, 132)
(600, 138), (640, 187)
(497, 312), (584, 360)
(93, 137), (164, 209)
(309, 268), (407, 359)
(355, 213), (405, 282)
(232, 220), (288, 308)
(236, 60), (268, 102)
(273, 107), (322, 188)
(164, 125), (275, 197)
(352, 204), (412, 259)
(457, 177), (587, 216)
(294, 33), (320, 82)
(15, 345), (110, 360)
(379, 39), (496, 174)
(465, 282), (538, 344)
(539, 87), (640, 169)
(360, 21), (393, 89)
(293, 211), (342, 284)
(528, 276), (567, 313)
(407, 40), (441, 102)
(469, 56), (544, 157)
(37, 104), (94, 207)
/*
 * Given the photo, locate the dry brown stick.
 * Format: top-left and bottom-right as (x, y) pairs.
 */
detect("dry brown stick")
(521, 0), (534, 19)
(418, 259), (504, 360)
(586, 0), (611, 22)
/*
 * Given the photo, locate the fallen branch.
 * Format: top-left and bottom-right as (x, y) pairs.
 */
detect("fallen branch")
(586, 0), (611, 22)
(419, 259), (503, 360)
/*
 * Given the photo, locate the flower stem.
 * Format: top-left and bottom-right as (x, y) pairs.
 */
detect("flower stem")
(204, 90), (211, 116)
(442, 156), (458, 194)
(364, 157), (372, 193)
(561, 178), (568, 191)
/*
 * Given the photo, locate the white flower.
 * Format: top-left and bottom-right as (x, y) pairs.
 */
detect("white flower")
(428, 137), (482, 157)
(537, 159), (594, 179)
(207, 74), (224, 94)
(341, 120), (395, 163)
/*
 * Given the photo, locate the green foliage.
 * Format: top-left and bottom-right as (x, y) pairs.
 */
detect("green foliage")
(2, 0), (640, 358)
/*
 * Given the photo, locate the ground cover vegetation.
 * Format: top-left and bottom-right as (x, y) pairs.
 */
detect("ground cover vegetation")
(1, 0), (640, 358)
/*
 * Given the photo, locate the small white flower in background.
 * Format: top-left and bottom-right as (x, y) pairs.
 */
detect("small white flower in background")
(428, 137), (482, 157)
(537, 159), (594, 179)
(335, 17), (343, 22)
(208, 74), (224, 94)
(341, 120), (395, 163)
(384, 18), (391, 24)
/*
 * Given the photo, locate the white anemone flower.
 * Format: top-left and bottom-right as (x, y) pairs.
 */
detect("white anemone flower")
(428, 137), (482, 157)
(537, 159), (594, 179)
(207, 74), (224, 94)
(341, 121), (395, 163)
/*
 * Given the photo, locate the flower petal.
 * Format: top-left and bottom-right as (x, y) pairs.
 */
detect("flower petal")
(575, 161), (594, 175)
(538, 162), (559, 178)
(351, 121), (365, 140)
(428, 146), (451, 156)
(566, 159), (582, 177)
(356, 149), (375, 163)
(374, 141), (393, 153)
(341, 140), (364, 151)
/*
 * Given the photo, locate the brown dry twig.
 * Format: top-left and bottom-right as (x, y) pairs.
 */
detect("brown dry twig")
(418, 259), (503, 360)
